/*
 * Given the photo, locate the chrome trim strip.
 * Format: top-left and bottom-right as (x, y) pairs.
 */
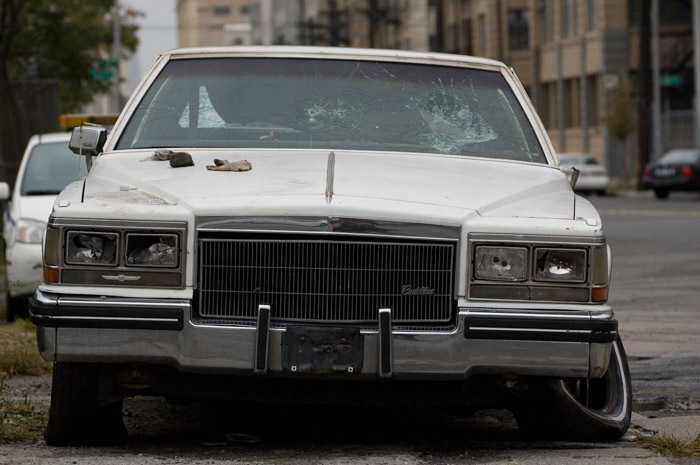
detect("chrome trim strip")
(469, 232), (606, 246)
(48, 218), (187, 230)
(196, 216), (460, 240)
(470, 327), (594, 334)
(46, 315), (180, 323)
(462, 309), (593, 320)
(325, 151), (335, 204)
(102, 274), (142, 282)
(54, 295), (191, 310)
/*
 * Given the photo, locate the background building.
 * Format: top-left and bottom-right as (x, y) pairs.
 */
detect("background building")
(178, 0), (252, 46)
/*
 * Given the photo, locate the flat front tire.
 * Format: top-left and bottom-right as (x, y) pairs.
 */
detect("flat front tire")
(513, 336), (632, 441)
(44, 362), (127, 446)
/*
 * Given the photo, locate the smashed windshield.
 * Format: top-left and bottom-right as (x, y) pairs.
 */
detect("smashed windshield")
(21, 142), (88, 196)
(116, 58), (546, 163)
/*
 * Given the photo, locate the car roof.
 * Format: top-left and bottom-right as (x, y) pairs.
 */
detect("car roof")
(28, 132), (71, 145)
(162, 46), (508, 71)
(558, 153), (593, 158)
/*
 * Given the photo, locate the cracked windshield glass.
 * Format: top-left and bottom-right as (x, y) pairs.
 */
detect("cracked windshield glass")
(116, 58), (545, 163)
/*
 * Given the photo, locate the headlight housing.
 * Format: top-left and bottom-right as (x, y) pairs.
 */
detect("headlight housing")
(126, 233), (178, 267)
(474, 246), (527, 281)
(534, 248), (586, 283)
(66, 231), (118, 265)
(470, 236), (608, 304)
(16, 219), (46, 244)
(43, 219), (186, 288)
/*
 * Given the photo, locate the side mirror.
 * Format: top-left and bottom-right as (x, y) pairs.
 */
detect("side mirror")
(69, 126), (107, 157)
(0, 182), (9, 201)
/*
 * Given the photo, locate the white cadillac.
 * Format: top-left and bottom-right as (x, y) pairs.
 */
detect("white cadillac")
(30, 47), (631, 446)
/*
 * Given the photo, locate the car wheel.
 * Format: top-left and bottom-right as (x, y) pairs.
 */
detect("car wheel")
(596, 189), (606, 197)
(654, 189), (669, 199)
(44, 362), (128, 446)
(512, 336), (631, 441)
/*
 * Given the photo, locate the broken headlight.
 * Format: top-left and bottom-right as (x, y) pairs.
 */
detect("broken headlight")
(534, 248), (587, 283)
(126, 233), (178, 268)
(65, 231), (118, 265)
(474, 246), (527, 282)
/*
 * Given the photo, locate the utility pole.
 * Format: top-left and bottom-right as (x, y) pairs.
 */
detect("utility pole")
(694, 0), (700, 146)
(637, 0), (651, 188)
(651, 0), (661, 161)
(112, 0), (121, 113)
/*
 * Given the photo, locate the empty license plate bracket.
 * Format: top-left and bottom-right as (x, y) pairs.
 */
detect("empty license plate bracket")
(282, 326), (363, 374)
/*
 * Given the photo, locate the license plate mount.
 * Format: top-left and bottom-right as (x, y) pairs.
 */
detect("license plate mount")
(282, 326), (363, 374)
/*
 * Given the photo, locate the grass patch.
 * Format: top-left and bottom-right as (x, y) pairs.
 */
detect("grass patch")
(0, 319), (52, 376)
(0, 372), (48, 442)
(637, 432), (700, 458)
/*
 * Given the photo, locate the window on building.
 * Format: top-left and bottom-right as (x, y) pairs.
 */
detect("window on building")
(478, 14), (487, 55)
(628, 0), (640, 26)
(587, 75), (600, 126)
(447, 24), (458, 53)
(463, 19), (473, 55)
(212, 6), (231, 16)
(587, 0), (596, 31)
(240, 5), (250, 16)
(565, 79), (580, 128)
(562, 0), (578, 38)
(508, 9), (529, 51)
(539, 0), (555, 43)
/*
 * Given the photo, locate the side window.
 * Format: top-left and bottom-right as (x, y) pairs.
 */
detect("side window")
(178, 86), (226, 128)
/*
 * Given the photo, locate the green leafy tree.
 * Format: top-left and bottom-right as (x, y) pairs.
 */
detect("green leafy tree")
(0, 0), (139, 183)
(605, 84), (636, 144)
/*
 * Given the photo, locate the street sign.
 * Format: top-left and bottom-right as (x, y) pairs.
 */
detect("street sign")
(89, 70), (113, 81)
(101, 59), (118, 69)
(660, 75), (683, 87)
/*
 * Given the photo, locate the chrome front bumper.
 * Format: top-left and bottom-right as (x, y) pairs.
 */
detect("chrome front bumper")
(30, 290), (616, 380)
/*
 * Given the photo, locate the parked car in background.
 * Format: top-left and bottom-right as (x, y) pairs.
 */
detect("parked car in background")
(30, 46), (631, 446)
(558, 153), (609, 196)
(0, 133), (87, 320)
(642, 148), (700, 199)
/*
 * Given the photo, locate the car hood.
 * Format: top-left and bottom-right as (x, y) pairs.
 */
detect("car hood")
(82, 149), (578, 221)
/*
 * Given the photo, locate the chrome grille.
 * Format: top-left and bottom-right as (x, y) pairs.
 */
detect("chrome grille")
(197, 237), (455, 324)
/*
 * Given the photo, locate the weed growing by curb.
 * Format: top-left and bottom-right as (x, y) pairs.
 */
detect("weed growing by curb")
(0, 320), (52, 376)
(0, 372), (48, 442)
(637, 432), (700, 458)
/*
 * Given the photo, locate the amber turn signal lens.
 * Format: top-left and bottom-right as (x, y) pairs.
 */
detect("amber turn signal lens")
(591, 287), (608, 302)
(44, 267), (59, 283)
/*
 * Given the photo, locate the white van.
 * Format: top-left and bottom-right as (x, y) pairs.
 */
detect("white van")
(1, 132), (87, 320)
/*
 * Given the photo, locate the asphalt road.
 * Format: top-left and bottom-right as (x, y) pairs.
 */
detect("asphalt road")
(2, 190), (699, 464)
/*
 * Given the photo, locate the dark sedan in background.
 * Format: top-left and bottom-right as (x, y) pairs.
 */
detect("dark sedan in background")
(643, 148), (700, 199)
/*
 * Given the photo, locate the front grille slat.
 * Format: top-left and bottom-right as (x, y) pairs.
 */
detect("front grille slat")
(198, 238), (455, 325)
